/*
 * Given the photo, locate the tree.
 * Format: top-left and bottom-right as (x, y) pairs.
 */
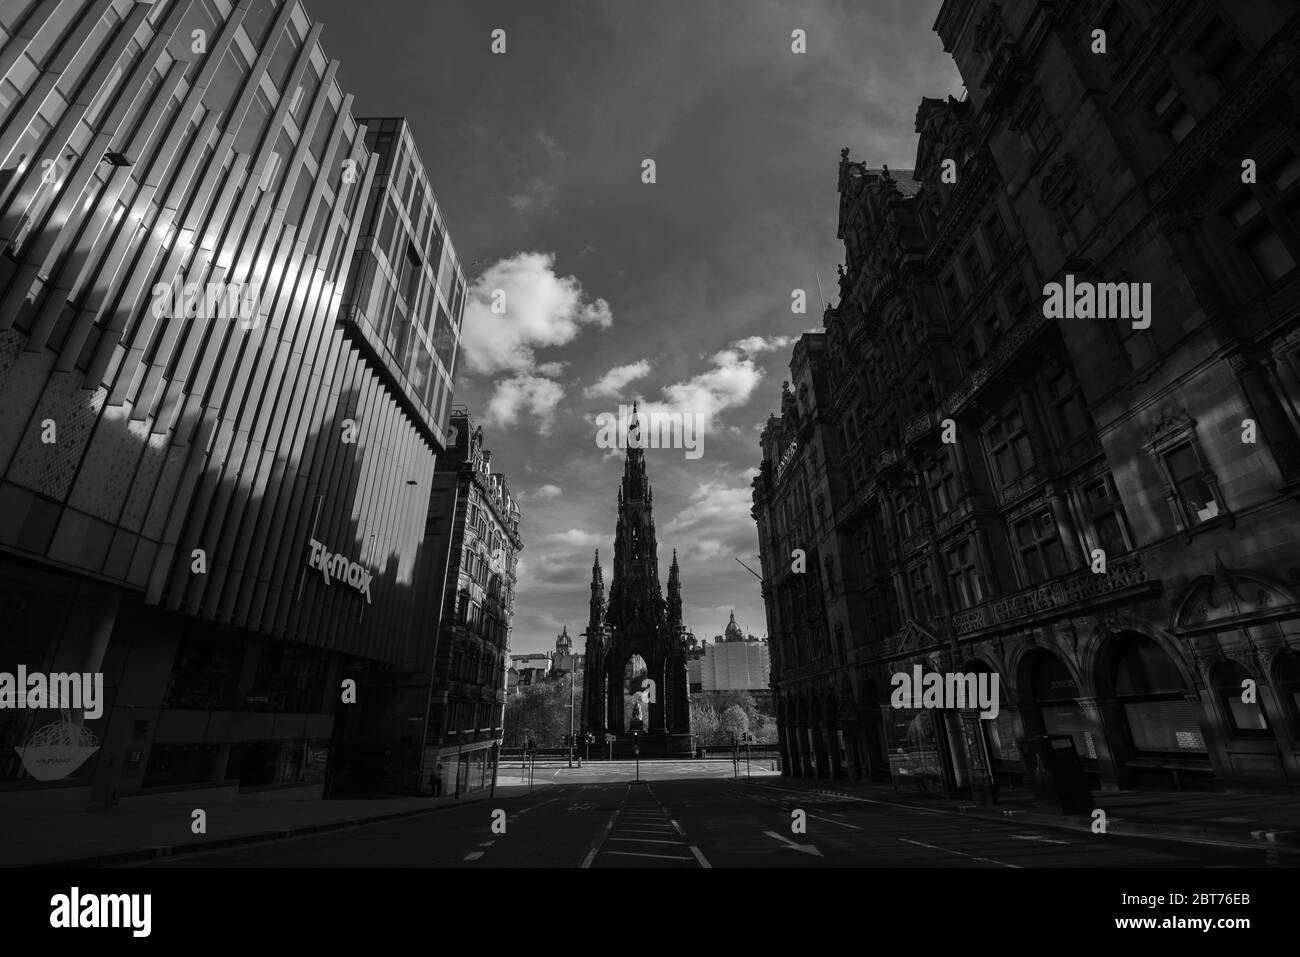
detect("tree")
(721, 704), (749, 743)
(688, 700), (724, 746)
(502, 672), (583, 748)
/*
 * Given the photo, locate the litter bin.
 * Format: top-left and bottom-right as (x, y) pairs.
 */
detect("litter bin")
(1017, 734), (1093, 815)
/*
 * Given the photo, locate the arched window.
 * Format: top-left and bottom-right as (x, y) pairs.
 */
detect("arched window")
(1032, 654), (1095, 759)
(1212, 659), (1268, 734)
(1114, 636), (1204, 753)
(1274, 653), (1300, 736)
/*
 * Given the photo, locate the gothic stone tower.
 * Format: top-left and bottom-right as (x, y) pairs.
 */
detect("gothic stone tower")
(582, 405), (691, 749)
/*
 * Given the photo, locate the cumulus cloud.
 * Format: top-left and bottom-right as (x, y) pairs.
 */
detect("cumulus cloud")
(461, 252), (612, 434)
(584, 359), (652, 399)
(635, 346), (761, 429)
(524, 484), (563, 501)
(461, 252), (611, 376)
(484, 374), (565, 434)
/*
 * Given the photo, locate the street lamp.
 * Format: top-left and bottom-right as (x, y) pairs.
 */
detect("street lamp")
(634, 731), (640, 782)
(568, 670), (575, 769)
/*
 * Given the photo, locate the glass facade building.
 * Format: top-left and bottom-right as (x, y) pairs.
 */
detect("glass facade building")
(0, 0), (468, 807)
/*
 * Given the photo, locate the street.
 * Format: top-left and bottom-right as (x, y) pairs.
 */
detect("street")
(127, 763), (1296, 868)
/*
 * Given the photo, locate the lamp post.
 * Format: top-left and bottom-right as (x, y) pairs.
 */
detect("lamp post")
(568, 671), (575, 769)
(634, 731), (639, 782)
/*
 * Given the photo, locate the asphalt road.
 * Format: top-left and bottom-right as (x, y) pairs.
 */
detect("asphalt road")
(128, 768), (1297, 868)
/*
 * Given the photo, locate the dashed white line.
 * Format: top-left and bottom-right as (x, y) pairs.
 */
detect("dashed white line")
(898, 837), (1019, 868)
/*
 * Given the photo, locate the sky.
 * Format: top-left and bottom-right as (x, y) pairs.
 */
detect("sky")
(305, 0), (963, 654)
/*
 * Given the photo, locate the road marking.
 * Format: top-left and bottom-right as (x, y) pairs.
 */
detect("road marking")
(1010, 833), (1069, 845)
(608, 837), (682, 845)
(603, 850), (694, 861)
(689, 846), (712, 868)
(463, 851), (484, 861)
(810, 813), (863, 831)
(580, 805), (621, 868)
(898, 837), (1020, 868)
(762, 830), (823, 857)
(669, 819), (685, 835)
(479, 841), (495, 847)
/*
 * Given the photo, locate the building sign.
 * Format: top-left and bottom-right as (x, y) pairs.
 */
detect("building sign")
(776, 440), (798, 479)
(306, 539), (374, 603)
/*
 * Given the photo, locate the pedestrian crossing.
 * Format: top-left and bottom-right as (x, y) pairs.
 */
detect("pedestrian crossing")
(583, 782), (708, 868)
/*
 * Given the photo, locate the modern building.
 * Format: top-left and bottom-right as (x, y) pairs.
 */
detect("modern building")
(423, 408), (521, 798)
(0, 0), (467, 809)
(696, 612), (771, 694)
(755, 0), (1300, 793)
(509, 651), (551, 686)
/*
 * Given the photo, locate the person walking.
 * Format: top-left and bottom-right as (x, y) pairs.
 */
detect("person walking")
(431, 761), (444, 797)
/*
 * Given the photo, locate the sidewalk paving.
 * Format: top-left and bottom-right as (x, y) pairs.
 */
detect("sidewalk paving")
(751, 775), (1300, 851)
(0, 785), (534, 868)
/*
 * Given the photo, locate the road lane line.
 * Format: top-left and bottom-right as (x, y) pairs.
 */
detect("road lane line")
(463, 851), (484, 861)
(898, 837), (1020, 868)
(603, 851), (694, 861)
(580, 808), (621, 868)
(669, 819), (685, 836)
(608, 838), (682, 845)
(689, 846), (712, 868)
(810, 813), (863, 831)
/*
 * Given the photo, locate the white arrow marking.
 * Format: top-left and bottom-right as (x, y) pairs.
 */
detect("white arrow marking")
(763, 830), (822, 857)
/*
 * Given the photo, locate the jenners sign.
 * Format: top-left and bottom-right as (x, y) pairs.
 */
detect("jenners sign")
(776, 440), (798, 479)
(307, 539), (374, 603)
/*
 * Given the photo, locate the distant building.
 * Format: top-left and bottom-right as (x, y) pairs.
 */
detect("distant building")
(552, 625), (585, 676)
(697, 612), (771, 694)
(510, 652), (552, 686)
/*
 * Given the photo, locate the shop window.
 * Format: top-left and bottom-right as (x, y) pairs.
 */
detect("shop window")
(1273, 653), (1300, 737)
(1114, 636), (1204, 753)
(1032, 654), (1096, 759)
(1212, 660), (1268, 734)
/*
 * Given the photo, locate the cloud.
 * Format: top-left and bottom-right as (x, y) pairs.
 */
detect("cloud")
(577, 245), (598, 258)
(537, 131), (564, 158)
(663, 480), (759, 563)
(731, 335), (792, 357)
(535, 361), (568, 377)
(636, 339), (768, 429)
(484, 374), (565, 434)
(461, 252), (612, 377)
(524, 484), (563, 501)
(584, 359), (652, 399)
(506, 178), (556, 212)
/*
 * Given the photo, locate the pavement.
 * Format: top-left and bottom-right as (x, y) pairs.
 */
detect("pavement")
(3, 759), (1298, 867)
